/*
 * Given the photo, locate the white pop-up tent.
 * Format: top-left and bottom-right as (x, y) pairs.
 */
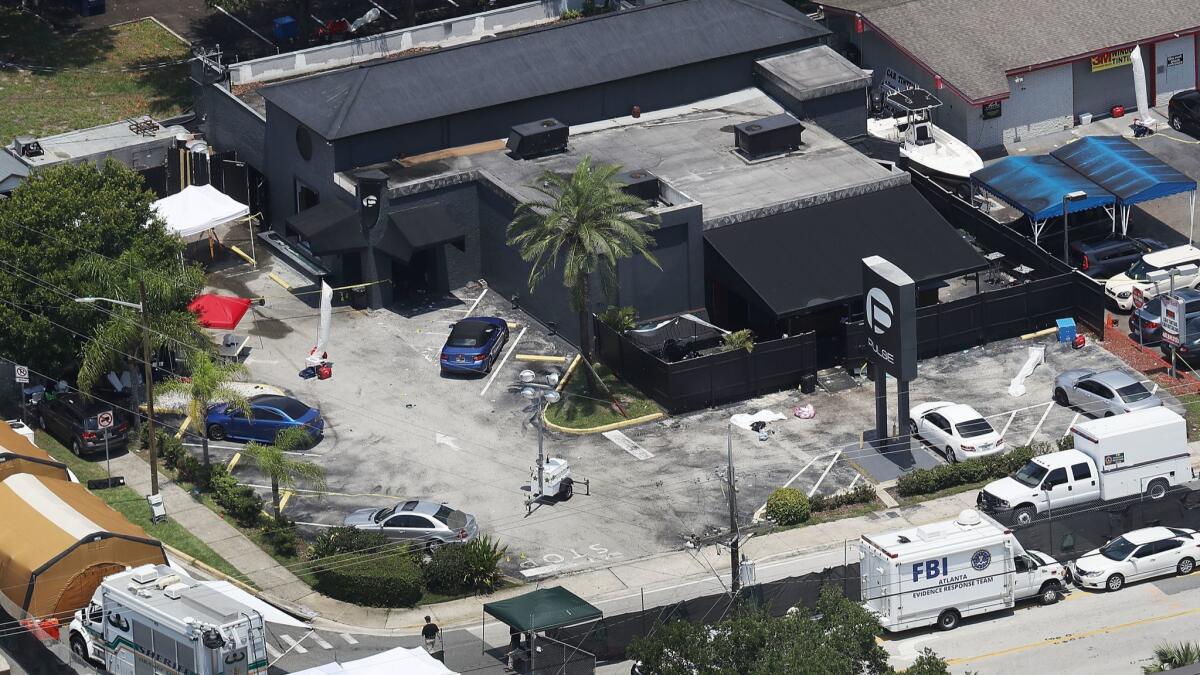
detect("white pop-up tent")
(152, 184), (249, 238)
(291, 647), (458, 675)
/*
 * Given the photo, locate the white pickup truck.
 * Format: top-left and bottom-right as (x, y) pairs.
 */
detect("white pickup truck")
(978, 407), (1193, 525)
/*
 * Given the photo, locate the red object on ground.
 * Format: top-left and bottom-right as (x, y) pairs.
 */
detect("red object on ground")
(188, 294), (253, 330)
(317, 363), (332, 380)
(1073, 334), (1086, 349)
(1112, 105), (1125, 118)
(22, 617), (60, 641)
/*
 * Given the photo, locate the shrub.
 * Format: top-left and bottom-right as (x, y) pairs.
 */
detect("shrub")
(315, 550), (424, 607)
(560, 8), (582, 20)
(262, 517), (299, 557)
(765, 487), (810, 525)
(425, 535), (507, 595)
(598, 306), (639, 332)
(307, 526), (389, 561)
(722, 329), (755, 353)
(896, 445), (1036, 497)
(809, 483), (877, 514)
(215, 484), (263, 528)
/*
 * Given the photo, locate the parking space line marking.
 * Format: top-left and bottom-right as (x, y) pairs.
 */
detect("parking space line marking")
(848, 472), (862, 490)
(340, 633), (359, 645)
(481, 326), (526, 396)
(808, 450), (842, 497)
(227, 452), (241, 472)
(1151, 383), (1159, 395)
(1064, 412), (1080, 437)
(601, 430), (654, 460)
(464, 288), (487, 317)
(264, 642), (282, 659)
(280, 634), (307, 654)
(279, 490), (294, 511)
(1025, 402), (1054, 446)
(240, 483), (396, 499)
(752, 452), (830, 521)
(185, 441), (245, 452)
(999, 411), (1017, 439)
(310, 633), (333, 650)
(294, 521), (336, 528)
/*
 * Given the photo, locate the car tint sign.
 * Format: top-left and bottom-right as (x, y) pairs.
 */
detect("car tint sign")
(1091, 47), (1133, 72)
(1163, 293), (1184, 346)
(862, 256), (917, 381)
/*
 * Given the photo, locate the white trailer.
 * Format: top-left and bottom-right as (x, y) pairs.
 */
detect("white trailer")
(69, 564), (268, 675)
(860, 509), (1067, 632)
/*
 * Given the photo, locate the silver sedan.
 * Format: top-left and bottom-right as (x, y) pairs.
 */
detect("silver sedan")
(1053, 369), (1162, 418)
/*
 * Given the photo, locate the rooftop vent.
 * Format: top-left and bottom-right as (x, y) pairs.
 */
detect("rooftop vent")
(507, 118), (569, 160)
(734, 114), (804, 160)
(162, 583), (189, 600)
(615, 169), (660, 203)
(130, 567), (159, 585)
(13, 136), (42, 159)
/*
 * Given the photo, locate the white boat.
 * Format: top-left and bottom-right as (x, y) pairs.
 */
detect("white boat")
(866, 88), (983, 183)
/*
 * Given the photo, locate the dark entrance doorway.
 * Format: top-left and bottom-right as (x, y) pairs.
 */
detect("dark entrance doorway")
(391, 248), (438, 296)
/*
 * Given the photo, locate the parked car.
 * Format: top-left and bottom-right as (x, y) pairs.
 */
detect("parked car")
(440, 317), (509, 374)
(1104, 245), (1200, 311)
(1052, 369), (1162, 417)
(909, 402), (1005, 464)
(1130, 289), (1200, 344)
(1169, 89), (1200, 136)
(35, 393), (130, 456)
(343, 499), (479, 549)
(1160, 314), (1200, 364)
(205, 394), (323, 444)
(1069, 236), (1166, 279)
(1069, 526), (1200, 592)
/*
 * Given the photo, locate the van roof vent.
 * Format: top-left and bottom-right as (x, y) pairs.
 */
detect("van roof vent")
(130, 567), (159, 585)
(956, 509), (982, 527)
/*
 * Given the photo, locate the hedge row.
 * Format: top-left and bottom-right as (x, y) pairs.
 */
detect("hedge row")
(765, 482), (878, 526)
(895, 438), (1069, 497)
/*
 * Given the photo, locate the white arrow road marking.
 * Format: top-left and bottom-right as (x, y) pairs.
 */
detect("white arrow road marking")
(435, 432), (461, 450)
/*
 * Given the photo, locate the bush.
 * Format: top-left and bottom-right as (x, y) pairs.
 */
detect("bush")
(809, 483), (877, 513)
(425, 535), (507, 595)
(598, 306), (638, 332)
(213, 476), (263, 528)
(315, 550), (424, 607)
(262, 517), (299, 557)
(307, 526), (389, 561)
(765, 487), (810, 525)
(722, 329), (754, 353)
(896, 445), (1037, 497)
(560, 8), (582, 19)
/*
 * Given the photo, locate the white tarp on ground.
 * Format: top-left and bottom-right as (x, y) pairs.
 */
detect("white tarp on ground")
(730, 410), (787, 431)
(291, 647), (458, 674)
(152, 184), (249, 238)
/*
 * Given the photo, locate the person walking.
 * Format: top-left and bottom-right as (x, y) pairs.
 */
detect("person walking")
(422, 616), (440, 652)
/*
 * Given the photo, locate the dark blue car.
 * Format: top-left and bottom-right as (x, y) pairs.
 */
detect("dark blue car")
(1131, 290), (1200, 345)
(205, 394), (324, 444)
(440, 317), (509, 374)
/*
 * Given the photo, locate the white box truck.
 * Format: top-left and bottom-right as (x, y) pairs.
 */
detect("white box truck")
(978, 407), (1193, 525)
(68, 564), (268, 675)
(860, 509), (1067, 631)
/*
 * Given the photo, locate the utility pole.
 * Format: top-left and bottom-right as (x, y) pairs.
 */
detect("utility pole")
(139, 281), (159, 496)
(727, 424), (740, 596)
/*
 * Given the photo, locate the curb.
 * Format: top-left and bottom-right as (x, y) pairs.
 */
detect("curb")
(543, 411), (665, 435)
(162, 543), (318, 621)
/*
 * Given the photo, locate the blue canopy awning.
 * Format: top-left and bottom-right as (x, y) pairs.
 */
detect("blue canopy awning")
(970, 155), (1115, 221)
(1050, 136), (1196, 206)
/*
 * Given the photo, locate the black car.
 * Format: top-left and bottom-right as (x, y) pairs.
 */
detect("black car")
(1169, 90), (1200, 135)
(36, 392), (130, 456)
(1069, 236), (1166, 278)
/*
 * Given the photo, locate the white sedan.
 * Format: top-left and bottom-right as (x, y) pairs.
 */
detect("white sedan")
(1070, 526), (1200, 592)
(909, 402), (1005, 464)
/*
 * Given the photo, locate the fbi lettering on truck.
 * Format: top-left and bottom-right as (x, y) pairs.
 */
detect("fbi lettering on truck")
(912, 557), (949, 582)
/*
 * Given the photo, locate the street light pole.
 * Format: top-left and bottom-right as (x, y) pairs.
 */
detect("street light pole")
(727, 423), (741, 596)
(1063, 190), (1087, 264)
(139, 281), (159, 496)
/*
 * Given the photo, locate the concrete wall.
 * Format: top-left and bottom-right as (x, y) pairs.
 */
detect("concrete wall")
(979, 65), (1073, 147)
(198, 82), (267, 172)
(228, 0), (583, 86)
(1154, 35), (1198, 106)
(1072, 57), (1141, 121)
(264, 102), (346, 232)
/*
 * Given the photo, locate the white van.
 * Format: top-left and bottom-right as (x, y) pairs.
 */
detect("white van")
(860, 509), (1067, 631)
(1105, 245), (1200, 310)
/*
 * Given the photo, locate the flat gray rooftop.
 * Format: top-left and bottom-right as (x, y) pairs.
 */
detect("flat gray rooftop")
(755, 45), (870, 102)
(105, 565), (248, 628)
(365, 89), (906, 228)
(13, 117), (185, 167)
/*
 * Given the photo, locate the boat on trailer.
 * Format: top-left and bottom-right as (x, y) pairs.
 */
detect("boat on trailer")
(867, 88), (984, 183)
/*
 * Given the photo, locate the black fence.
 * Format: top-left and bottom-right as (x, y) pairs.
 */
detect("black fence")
(594, 319), (817, 414)
(847, 272), (1108, 363)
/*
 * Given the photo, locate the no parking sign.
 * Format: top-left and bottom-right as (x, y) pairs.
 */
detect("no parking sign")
(14, 365), (28, 383)
(97, 411), (114, 429)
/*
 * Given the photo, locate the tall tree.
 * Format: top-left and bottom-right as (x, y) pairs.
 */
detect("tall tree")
(0, 161), (199, 381)
(506, 156), (660, 367)
(157, 350), (251, 467)
(241, 426), (326, 519)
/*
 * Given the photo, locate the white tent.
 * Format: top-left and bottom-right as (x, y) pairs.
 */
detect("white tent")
(291, 647), (458, 675)
(152, 184), (249, 238)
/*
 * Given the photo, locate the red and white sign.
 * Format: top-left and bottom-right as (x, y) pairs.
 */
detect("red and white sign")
(1132, 286), (1146, 309)
(97, 411), (114, 429)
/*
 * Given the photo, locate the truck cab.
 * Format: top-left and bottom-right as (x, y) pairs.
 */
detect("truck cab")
(978, 451), (1100, 525)
(68, 595), (105, 665)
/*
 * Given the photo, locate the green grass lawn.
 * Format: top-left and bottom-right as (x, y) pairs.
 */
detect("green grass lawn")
(0, 10), (190, 140)
(545, 362), (661, 429)
(1178, 393), (1200, 442)
(35, 430), (244, 581)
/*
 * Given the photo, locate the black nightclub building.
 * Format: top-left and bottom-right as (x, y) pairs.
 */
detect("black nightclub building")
(199, 0), (984, 358)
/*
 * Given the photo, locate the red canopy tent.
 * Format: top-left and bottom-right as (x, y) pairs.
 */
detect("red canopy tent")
(188, 294), (253, 330)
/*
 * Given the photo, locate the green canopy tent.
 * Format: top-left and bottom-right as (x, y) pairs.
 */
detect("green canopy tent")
(482, 587), (603, 671)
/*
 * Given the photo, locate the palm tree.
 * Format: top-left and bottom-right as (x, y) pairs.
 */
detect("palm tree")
(157, 350), (251, 467)
(1143, 641), (1200, 673)
(241, 426), (326, 520)
(506, 156), (661, 368)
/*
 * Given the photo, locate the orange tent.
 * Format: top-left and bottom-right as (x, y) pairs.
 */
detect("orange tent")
(0, 423), (70, 483)
(0, 474), (166, 620)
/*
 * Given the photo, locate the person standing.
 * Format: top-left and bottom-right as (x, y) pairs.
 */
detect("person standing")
(422, 616), (440, 652)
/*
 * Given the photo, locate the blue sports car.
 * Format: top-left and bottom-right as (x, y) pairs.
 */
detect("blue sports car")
(205, 394), (324, 444)
(440, 317), (509, 374)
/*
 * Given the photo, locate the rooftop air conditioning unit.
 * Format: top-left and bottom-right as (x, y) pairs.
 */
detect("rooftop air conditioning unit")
(507, 118), (569, 160)
(13, 136), (42, 159)
(734, 114), (804, 160)
(615, 169), (660, 203)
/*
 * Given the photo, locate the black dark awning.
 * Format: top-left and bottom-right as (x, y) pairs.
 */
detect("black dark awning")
(285, 200), (363, 255)
(374, 205), (466, 262)
(704, 185), (986, 319)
